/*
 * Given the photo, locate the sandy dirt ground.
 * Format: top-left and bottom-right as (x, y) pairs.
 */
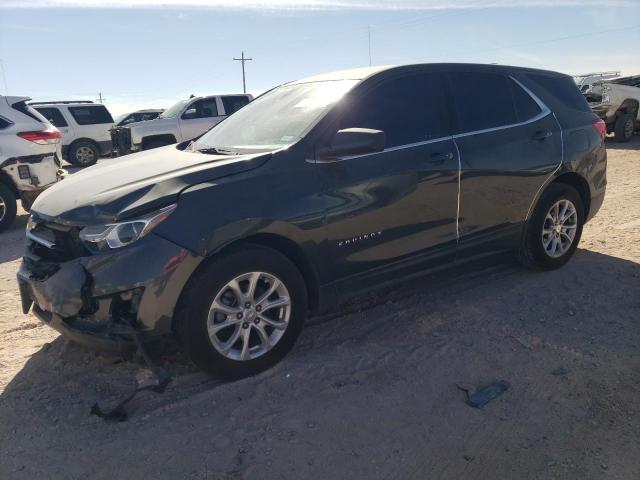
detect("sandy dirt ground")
(0, 138), (639, 479)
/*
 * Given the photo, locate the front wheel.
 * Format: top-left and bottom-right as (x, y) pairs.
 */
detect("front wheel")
(175, 245), (308, 379)
(519, 183), (584, 270)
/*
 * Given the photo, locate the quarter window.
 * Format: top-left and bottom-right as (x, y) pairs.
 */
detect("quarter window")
(338, 72), (450, 147)
(34, 107), (68, 127)
(449, 72), (517, 133)
(68, 105), (114, 125)
(0, 116), (12, 129)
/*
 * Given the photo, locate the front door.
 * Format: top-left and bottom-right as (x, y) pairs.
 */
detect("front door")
(317, 72), (459, 294)
(179, 97), (223, 141)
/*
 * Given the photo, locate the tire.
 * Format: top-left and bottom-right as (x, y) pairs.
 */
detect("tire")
(68, 140), (99, 167)
(0, 183), (18, 233)
(175, 244), (308, 379)
(519, 183), (584, 271)
(614, 113), (634, 142)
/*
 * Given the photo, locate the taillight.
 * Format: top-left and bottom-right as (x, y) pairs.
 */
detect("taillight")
(593, 119), (606, 139)
(17, 129), (61, 145)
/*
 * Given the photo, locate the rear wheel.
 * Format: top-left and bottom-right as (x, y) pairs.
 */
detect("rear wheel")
(0, 183), (17, 233)
(176, 245), (307, 379)
(519, 183), (584, 270)
(68, 140), (99, 167)
(614, 113), (634, 142)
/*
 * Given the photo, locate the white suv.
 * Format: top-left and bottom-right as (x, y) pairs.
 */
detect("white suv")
(111, 94), (252, 155)
(0, 96), (64, 232)
(31, 101), (115, 166)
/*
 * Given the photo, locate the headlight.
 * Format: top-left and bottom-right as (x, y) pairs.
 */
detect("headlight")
(79, 204), (176, 250)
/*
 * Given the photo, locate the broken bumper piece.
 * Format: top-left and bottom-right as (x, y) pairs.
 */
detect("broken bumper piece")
(17, 232), (201, 351)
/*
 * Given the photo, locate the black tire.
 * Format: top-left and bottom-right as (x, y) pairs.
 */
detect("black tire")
(614, 113), (634, 142)
(175, 244), (308, 379)
(519, 183), (584, 271)
(68, 140), (99, 167)
(0, 183), (18, 233)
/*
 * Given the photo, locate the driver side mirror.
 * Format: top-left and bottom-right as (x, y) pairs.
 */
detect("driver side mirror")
(317, 128), (385, 162)
(182, 108), (198, 120)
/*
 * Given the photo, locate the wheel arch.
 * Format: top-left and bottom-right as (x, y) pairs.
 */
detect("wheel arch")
(141, 134), (177, 149)
(617, 99), (639, 117)
(550, 172), (591, 220)
(0, 171), (19, 196)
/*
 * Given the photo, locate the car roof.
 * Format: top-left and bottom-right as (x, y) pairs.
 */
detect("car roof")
(290, 63), (568, 85)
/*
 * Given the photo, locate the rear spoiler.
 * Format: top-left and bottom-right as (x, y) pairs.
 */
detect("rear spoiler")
(6, 96), (32, 107)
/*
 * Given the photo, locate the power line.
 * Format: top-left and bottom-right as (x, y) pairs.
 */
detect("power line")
(233, 51), (253, 94)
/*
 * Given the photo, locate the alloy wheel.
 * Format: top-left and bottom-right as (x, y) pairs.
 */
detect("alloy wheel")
(542, 199), (578, 258)
(207, 271), (291, 361)
(76, 146), (95, 165)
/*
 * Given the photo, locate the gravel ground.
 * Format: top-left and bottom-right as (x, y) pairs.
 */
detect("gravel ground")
(1, 138), (639, 479)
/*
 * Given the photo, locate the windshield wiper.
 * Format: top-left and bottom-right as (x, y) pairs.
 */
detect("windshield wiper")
(196, 147), (239, 155)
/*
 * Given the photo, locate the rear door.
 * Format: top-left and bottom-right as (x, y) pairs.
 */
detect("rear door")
(318, 71), (459, 293)
(449, 71), (562, 255)
(179, 97), (223, 141)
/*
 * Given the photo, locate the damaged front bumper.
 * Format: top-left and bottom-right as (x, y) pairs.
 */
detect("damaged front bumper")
(17, 228), (201, 351)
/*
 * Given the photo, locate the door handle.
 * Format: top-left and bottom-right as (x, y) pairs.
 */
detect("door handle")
(428, 152), (454, 164)
(532, 130), (553, 141)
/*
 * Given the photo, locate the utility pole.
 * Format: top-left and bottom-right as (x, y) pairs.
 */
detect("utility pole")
(97, 92), (105, 104)
(0, 59), (9, 95)
(368, 25), (372, 66)
(233, 51), (253, 94)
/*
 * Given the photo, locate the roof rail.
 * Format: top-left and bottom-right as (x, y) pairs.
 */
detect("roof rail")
(28, 100), (95, 105)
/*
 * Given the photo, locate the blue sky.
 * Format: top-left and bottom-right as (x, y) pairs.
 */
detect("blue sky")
(1, 0), (639, 116)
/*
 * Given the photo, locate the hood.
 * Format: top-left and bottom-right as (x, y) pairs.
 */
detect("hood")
(32, 145), (270, 225)
(128, 117), (176, 132)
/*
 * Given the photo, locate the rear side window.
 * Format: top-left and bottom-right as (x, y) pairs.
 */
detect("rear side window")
(222, 96), (250, 115)
(524, 73), (592, 113)
(12, 101), (48, 124)
(509, 80), (541, 121)
(34, 107), (68, 127)
(68, 105), (114, 125)
(449, 72), (517, 133)
(338, 72), (450, 147)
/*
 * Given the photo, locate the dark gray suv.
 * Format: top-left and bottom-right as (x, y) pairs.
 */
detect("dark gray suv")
(18, 63), (607, 378)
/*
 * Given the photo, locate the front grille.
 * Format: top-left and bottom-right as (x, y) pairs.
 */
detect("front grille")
(110, 127), (132, 155)
(27, 219), (90, 263)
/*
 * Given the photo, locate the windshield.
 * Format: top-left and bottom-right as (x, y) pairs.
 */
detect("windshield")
(159, 99), (189, 118)
(193, 79), (359, 153)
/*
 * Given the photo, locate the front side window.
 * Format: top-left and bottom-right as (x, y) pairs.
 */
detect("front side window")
(222, 96), (250, 116)
(68, 105), (114, 125)
(34, 107), (68, 127)
(449, 72), (517, 133)
(336, 72), (450, 147)
(182, 99), (218, 119)
(193, 79), (358, 153)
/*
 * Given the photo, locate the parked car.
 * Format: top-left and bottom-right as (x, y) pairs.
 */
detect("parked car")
(110, 94), (252, 155)
(584, 74), (640, 142)
(30, 101), (115, 166)
(18, 64), (606, 378)
(0, 96), (64, 232)
(115, 109), (164, 126)
(574, 71), (620, 93)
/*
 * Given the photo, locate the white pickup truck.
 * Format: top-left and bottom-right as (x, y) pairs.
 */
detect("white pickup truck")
(111, 94), (252, 155)
(585, 75), (639, 142)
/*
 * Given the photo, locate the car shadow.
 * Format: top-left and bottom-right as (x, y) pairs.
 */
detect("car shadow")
(0, 212), (28, 263)
(1, 248), (638, 423)
(605, 133), (640, 150)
